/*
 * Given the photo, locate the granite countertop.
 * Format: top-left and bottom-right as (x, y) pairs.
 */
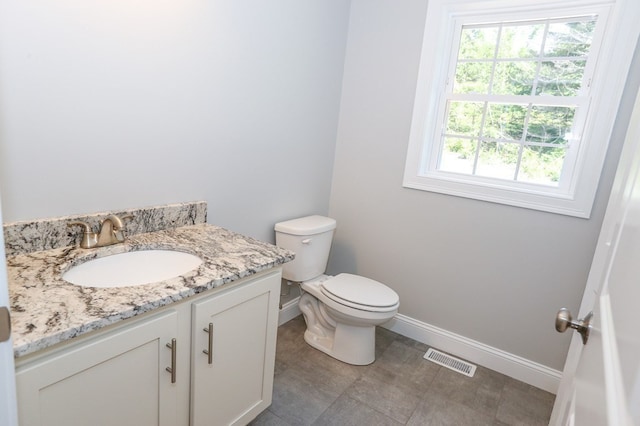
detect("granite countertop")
(7, 223), (294, 358)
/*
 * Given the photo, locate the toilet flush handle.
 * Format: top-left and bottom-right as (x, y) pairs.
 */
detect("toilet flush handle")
(302, 238), (312, 245)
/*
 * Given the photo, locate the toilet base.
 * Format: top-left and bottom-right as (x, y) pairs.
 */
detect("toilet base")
(303, 323), (375, 365)
(299, 292), (377, 365)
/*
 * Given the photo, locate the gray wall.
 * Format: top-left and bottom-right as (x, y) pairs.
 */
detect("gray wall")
(327, 0), (640, 370)
(2, 0), (639, 372)
(0, 0), (351, 243)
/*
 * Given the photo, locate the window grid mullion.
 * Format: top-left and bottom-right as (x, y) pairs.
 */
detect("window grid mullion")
(487, 23), (502, 96)
(472, 24), (502, 176)
(519, 17), (546, 182)
(514, 103), (535, 181)
(442, 133), (569, 150)
(530, 20), (549, 97)
(457, 55), (590, 64)
(448, 92), (584, 107)
(471, 101), (489, 175)
(515, 16), (546, 181)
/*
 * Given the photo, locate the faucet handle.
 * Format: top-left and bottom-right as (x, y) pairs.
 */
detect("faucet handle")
(67, 221), (92, 232)
(113, 214), (134, 242)
(67, 221), (98, 249)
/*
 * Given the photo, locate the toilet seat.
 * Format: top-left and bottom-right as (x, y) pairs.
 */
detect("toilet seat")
(320, 273), (399, 313)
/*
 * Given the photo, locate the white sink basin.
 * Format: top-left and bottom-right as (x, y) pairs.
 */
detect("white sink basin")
(63, 250), (203, 288)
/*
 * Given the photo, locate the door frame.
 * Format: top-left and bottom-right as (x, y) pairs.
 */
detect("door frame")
(0, 196), (19, 426)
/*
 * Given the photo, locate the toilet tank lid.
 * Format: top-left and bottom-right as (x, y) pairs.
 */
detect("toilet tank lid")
(274, 215), (336, 235)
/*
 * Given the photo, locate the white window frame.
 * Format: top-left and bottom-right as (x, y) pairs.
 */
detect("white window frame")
(403, 0), (640, 218)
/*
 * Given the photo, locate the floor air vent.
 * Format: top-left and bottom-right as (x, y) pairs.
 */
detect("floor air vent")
(424, 348), (476, 377)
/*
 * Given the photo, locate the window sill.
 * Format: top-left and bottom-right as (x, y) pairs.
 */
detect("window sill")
(402, 173), (592, 218)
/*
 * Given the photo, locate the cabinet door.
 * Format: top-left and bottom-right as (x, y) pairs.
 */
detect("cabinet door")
(191, 272), (280, 426)
(17, 310), (179, 426)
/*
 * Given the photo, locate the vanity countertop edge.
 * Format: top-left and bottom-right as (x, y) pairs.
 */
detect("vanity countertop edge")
(7, 223), (295, 358)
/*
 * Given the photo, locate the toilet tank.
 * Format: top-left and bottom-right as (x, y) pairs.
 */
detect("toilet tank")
(274, 215), (337, 282)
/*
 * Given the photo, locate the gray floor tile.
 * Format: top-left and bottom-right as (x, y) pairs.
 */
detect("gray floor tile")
(345, 366), (424, 423)
(275, 316), (308, 373)
(373, 340), (441, 394)
(375, 325), (399, 356)
(428, 364), (505, 418)
(270, 316), (555, 426)
(503, 377), (556, 405)
(290, 344), (363, 396)
(250, 409), (292, 426)
(394, 333), (430, 352)
(407, 390), (497, 426)
(269, 367), (340, 426)
(311, 394), (403, 426)
(496, 378), (555, 426)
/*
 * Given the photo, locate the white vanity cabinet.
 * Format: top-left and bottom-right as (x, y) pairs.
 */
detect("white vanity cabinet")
(16, 310), (180, 426)
(190, 272), (280, 426)
(14, 269), (281, 426)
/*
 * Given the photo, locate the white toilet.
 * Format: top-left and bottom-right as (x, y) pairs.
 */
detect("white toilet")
(275, 215), (399, 365)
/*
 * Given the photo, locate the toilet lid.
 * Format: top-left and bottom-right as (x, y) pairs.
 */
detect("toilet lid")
(321, 273), (399, 309)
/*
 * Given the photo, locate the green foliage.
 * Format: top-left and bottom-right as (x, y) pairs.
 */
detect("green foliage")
(458, 27), (498, 59)
(447, 102), (483, 135)
(545, 20), (596, 57)
(527, 106), (575, 144)
(520, 146), (565, 183)
(446, 138), (475, 159)
(443, 139), (565, 184)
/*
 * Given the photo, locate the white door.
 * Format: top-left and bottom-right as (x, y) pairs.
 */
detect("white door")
(0, 197), (19, 426)
(550, 88), (640, 425)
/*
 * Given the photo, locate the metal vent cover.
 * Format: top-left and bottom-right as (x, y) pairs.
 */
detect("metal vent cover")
(424, 348), (476, 377)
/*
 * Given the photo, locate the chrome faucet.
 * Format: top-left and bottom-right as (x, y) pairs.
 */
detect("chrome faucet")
(68, 214), (134, 249)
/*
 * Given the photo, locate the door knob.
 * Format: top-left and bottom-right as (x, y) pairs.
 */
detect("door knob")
(555, 308), (593, 345)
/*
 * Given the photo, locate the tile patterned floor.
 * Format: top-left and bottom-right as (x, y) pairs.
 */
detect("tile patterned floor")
(251, 316), (555, 426)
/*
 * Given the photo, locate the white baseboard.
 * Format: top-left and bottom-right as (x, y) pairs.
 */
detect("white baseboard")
(278, 297), (302, 326)
(383, 314), (561, 394)
(278, 298), (560, 393)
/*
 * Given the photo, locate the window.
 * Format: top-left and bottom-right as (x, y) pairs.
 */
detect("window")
(442, 17), (595, 185)
(403, 0), (640, 217)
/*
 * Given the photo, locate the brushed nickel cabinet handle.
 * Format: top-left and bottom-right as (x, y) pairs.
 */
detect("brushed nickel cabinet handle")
(166, 338), (177, 383)
(0, 307), (11, 342)
(203, 323), (213, 364)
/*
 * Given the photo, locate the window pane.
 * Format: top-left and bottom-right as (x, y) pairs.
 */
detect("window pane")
(518, 145), (566, 186)
(459, 27), (498, 60)
(454, 61), (492, 94)
(537, 60), (586, 96)
(544, 19), (597, 57)
(440, 138), (477, 174)
(497, 23), (544, 58)
(445, 101), (485, 137)
(492, 61), (537, 95)
(435, 17), (595, 192)
(526, 106), (575, 144)
(485, 103), (527, 141)
(475, 141), (519, 180)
